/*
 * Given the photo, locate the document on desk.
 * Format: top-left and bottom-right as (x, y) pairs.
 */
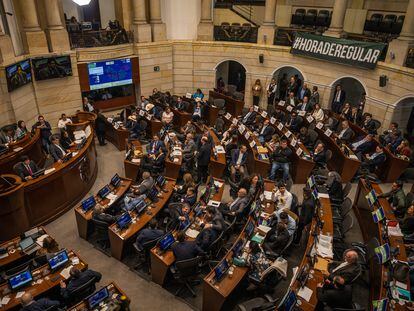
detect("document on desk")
(207, 200), (221, 208)
(257, 225), (272, 234)
(214, 180), (224, 188)
(106, 193), (118, 201)
(185, 228), (199, 239)
(1, 297), (10, 305)
(60, 265), (74, 279)
(297, 286), (313, 302)
(15, 291), (25, 299)
(387, 223), (404, 237)
(263, 191), (273, 201)
(36, 234), (49, 246)
(45, 168), (56, 175)
(314, 257), (329, 273)
(131, 158), (141, 163)
(317, 192), (330, 199)
(13, 147), (23, 152)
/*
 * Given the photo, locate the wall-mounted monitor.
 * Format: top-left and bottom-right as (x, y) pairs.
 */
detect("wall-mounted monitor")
(5, 60), (32, 92)
(32, 55), (73, 81)
(87, 58), (133, 90)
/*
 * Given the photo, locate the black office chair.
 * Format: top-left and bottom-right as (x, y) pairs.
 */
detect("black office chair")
(213, 98), (225, 111)
(332, 197), (353, 225)
(64, 276), (98, 306)
(172, 256), (202, 297)
(364, 13), (383, 32)
(316, 10), (330, 27)
(206, 232), (224, 260)
(91, 218), (110, 250)
(304, 9), (317, 27)
(291, 8), (306, 26)
(236, 295), (279, 311)
(379, 14), (396, 33)
(132, 237), (160, 272)
(333, 214), (354, 241)
(391, 15), (404, 34)
(233, 91), (244, 101)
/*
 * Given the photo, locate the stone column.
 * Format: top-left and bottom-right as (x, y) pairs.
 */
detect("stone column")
(44, 0), (69, 52)
(18, 0), (48, 53)
(149, 0), (166, 41)
(0, 24), (15, 63)
(197, 0), (214, 41)
(258, 0), (277, 44)
(132, 0), (152, 42)
(385, 0), (414, 66)
(324, 0), (348, 37)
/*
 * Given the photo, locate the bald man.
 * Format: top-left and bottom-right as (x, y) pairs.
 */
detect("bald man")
(222, 188), (249, 217)
(20, 292), (60, 311)
(326, 249), (361, 284)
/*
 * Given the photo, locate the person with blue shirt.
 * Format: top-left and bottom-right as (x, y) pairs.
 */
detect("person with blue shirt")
(193, 88), (204, 101)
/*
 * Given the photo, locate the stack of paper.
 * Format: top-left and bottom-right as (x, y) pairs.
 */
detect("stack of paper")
(85, 125), (92, 138)
(60, 265), (73, 279)
(297, 286), (313, 302)
(214, 180), (224, 188)
(263, 191), (273, 200)
(171, 150), (182, 157)
(185, 228), (200, 239)
(387, 223), (403, 237)
(74, 130), (86, 140)
(316, 234), (333, 258)
(36, 234), (49, 246)
(257, 225), (272, 234)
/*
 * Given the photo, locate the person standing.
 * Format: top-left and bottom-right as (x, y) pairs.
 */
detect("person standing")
(197, 136), (211, 183)
(331, 85), (346, 114)
(33, 115), (52, 154)
(266, 79), (277, 107)
(252, 79), (262, 106)
(95, 109), (107, 146)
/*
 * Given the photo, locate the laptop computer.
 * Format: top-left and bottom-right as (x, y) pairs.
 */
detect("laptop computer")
(19, 237), (40, 255)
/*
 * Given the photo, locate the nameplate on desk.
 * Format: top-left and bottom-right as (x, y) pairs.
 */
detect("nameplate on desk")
(253, 105), (259, 112)
(224, 113), (231, 120)
(270, 117), (276, 124)
(245, 132), (250, 139)
(45, 168), (56, 175)
(185, 92), (192, 99)
(286, 106), (293, 112)
(284, 131), (292, 138)
(232, 118), (238, 125)
(291, 138), (297, 147)
(139, 110), (145, 116)
(316, 122), (324, 129)
(278, 101), (285, 107)
(249, 141), (256, 148)
(277, 123), (283, 131)
(13, 147), (23, 152)
(239, 124), (246, 133)
(298, 111), (306, 117)
(306, 116), (314, 123)
(261, 111), (267, 118)
(324, 129), (332, 137)
(296, 148), (303, 156)
(114, 123), (120, 129)
(146, 114), (152, 121)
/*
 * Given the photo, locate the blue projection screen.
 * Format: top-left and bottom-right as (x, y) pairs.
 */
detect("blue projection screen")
(87, 58), (132, 90)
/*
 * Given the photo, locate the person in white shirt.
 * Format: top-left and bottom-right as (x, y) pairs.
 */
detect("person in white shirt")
(312, 103), (325, 122)
(83, 97), (94, 112)
(266, 78), (277, 107)
(161, 107), (174, 126)
(271, 182), (293, 210)
(57, 113), (72, 130)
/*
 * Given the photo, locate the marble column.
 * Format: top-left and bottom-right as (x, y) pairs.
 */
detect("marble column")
(386, 0), (414, 66)
(132, 0), (152, 42)
(258, 0), (277, 44)
(18, 0), (48, 53)
(324, 0), (348, 37)
(44, 0), (70, 52)
(197, 0), (214, 41)
(149, 0), (166, 41)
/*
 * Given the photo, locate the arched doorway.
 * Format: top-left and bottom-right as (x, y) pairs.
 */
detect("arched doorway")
(392, 97), (414, 139)
(272, 66), (305, 100)
(329, 77), (367, 112)
(215, 60), (246, 92)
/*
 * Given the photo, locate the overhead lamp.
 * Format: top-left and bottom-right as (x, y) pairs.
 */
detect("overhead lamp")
(71, 0), (92, 6)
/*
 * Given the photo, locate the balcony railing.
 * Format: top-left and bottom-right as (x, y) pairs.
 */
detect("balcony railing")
(214, 24), (258, 43)
(68, 29), (133, 49)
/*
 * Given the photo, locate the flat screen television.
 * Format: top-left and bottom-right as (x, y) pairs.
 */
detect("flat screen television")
(5, 60), (32, 92)
(31, 55), (72, 81)
(87, 58), (132, 90)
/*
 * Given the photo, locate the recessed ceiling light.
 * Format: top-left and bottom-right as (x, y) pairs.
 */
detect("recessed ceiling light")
(71, 0), (91, 6)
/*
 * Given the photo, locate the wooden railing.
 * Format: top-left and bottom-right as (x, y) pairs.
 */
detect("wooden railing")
(214, 24), (258, 43)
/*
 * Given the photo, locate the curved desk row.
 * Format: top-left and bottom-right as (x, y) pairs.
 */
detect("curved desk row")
(67, 111), (97, 138)
(209, 90), (244, 117)
(0, 129), (45, 176)
(0, 134), (98, 241)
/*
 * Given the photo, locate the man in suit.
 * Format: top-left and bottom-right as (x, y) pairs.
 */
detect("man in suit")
(335, 120), (354, 145)
(350, 106), (363, 125)
(196, 206), (225, 250)
(230, 145), (248, 182)
(379, 181), (407, 218)
(285, 111), (302, 133)
(221, 188), (249, 218)
(263, 223), (290, 255)
(172, 231), (204, 262)
(361, 145), (387, 173)
(297, 83), (311, 101)
(327, 249), (361, 284)
(313, 143), (327, 168)
(14, 155), (40, 181)
(294, 188), (315, 243)
(240, 106), (257, 127)
(316, 276), (353, 310)
(331, 84), (346, 114)
(175, 97), (187, 111)
(309, 85), (320, 107)
(146, 134), (166, 156)
(0, 127), (14, 145)
(50, 135), (69, 163)
(33, 115), (52, 153)
(135, 219), (164, 251)
(182, 133), (196, 172)
(286, 91), (298, 107)
(132, 171), (154, 196)
(296, 96), (311, 112)
(197, 136), (211, 183)
(60, 267), (102, 301)
(258, 119), (274, 144)
(351, 134), (376, 160)
(20, 293), (60, 311)
(362, 113), (377, 135)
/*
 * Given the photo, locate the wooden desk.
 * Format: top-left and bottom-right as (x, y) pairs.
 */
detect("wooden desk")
(209, 90), (244, 117)
(0, 250), (87, 311)
(0, 129), (45, 176)
(353, 180), (410, 310)
(108, 178), (176, 260)
(67, 282), (130, 311)
(150, 178), (225, 286)
(67, 112), (97, 138)
(171, 107), (192, 128)
(123, 140), (142, 181)
(103, 118), (129, 151)
(165, 143), (182, 180)
(147, 119), (163, 138)
(74, 178), (132, 240)
(205, 104), (220, 127)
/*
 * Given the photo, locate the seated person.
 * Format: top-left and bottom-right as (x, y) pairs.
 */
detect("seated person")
(245, 241), (272, 290)
(271, 182), (293, 211)
(298, 127), (312, 149)
(0, 127), (15, 146)
(221, 188), (249, 218)
(146, 134), (166, 156)
(335, 120), (354, 145)
(349, 106), (362, 125)
(92, 205), (117, 225)
(316, 275), (353, 311)
(362, 113), (377, 135)
(168, 132), (182, 148)
(296, 96), (312, 113)
(240, 106), (257, 127)
(273, 108), (286, 123)
(323, 115), (339, 131)
(14, 155), (40, 181)
(313, 142), (327, 168)
(266, 134), (280, 152)
(196, 206), (225, 250)
(327, 171), (343, 203)
(175, 97), (187, 111)
(263, 223), (290, 255)
(142, 150), (166, 173)
(326, 249), (361, 284)
(20, 293), (60, 311)
(340, 103), (352, 121)
(180, 121), (196, 137)
(57, 113), (72, 130)
(180, 187), (197, 206)
(230, 145), (248, 182)
(269, 140), (292, 181)
(380, 122), (398, 145)
(60, 267), (102, 300)
(269, 210), (296, 237)
(351, 134), (375, 160)
(400, 204), (414, 236)
(50, 135), (69, 163)
(258, 119), (274, 144)
(221, 124), (237, 146)
(36, 236), (59, 258)
(286, 91), (298, 107)
(360, 145), (387, 173)
(378, 181), (407, 218)
(285, 111), (302, 133)
(193, 88), (204, 101)
(131, 171), (154, 196)
(60, 130), (75, 149)
(241, 173), (262, 198)
(192, 101), (203, 122)
(387, 130), (404, 152)
(395, 139), (412, 158)
(172, 231), (204, 261)
(135, 219), (164, 251)
(161, 106), (174, 126)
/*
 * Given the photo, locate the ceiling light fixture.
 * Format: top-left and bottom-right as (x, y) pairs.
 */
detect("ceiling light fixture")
(71, 0), (92, 6)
